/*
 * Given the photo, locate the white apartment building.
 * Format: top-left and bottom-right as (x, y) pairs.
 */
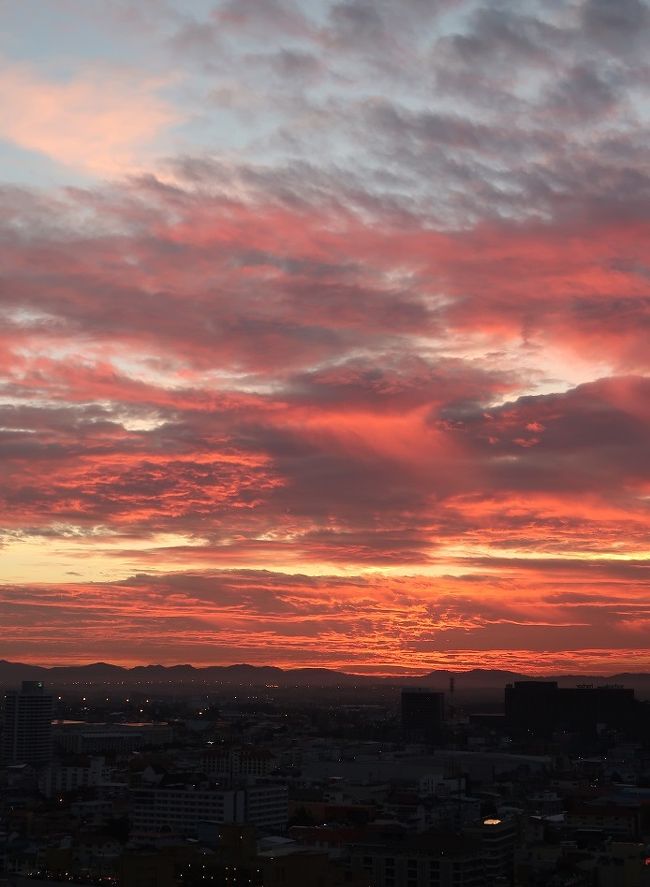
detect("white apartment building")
(202, 745), (277, 779)
(131, 781), (288, 836)
(39, 755), (107, 798)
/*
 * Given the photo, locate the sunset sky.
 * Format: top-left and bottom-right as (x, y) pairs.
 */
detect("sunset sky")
(1, 0), (649, 673)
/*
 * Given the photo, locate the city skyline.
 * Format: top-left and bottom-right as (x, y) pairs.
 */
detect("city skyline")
(1, 0), (649, 673)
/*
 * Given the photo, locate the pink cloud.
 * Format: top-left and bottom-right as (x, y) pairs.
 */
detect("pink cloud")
(0, 166), (649, 671)
(0, 60), (178, 176)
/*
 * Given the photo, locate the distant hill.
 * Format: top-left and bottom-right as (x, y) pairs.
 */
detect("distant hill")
(0, 659), (649, 697)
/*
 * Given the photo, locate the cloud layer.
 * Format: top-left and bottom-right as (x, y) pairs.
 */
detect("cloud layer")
(0, 0), (648, 671)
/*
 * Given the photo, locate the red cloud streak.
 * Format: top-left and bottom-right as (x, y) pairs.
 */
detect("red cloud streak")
(0, 181), (649, 672)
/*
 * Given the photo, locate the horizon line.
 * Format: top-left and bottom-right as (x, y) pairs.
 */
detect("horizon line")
(1, 659), (648, 679)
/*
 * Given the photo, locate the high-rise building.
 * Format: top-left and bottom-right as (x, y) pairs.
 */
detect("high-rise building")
(1, 680), (53, 766)
(504, 681), (557, 737)
(467, 818), (517, 885)
(401, 688), (445, 741)
(505, 681), (637, 737)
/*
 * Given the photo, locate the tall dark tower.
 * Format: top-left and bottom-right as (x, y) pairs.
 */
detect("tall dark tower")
(1, 680), (53, 766)
(401, 688), (445, 741)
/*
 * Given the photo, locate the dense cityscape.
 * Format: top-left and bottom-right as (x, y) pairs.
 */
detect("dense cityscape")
(1, 668), (650, 886)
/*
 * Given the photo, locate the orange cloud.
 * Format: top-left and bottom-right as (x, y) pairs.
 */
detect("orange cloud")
(1, 182), (649, 671)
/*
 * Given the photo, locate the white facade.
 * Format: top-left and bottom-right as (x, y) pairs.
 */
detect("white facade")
(202, 746), (276, 779)
(132, 782), (288, 836)
(39, 755), (107, 798)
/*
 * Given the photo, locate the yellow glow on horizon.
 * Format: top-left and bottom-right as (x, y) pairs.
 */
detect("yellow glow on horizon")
(438, 544), (650, 564)
(3, 526), (647, 587)
(0, 532), (209, 583)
